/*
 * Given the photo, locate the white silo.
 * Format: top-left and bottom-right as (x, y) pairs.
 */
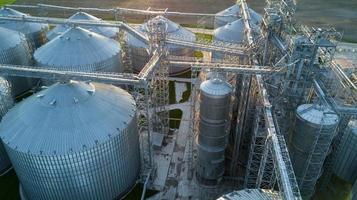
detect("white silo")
(47, 12), (119, 40)
(214, 4), (262, 28)
(0, 77), (13, 175)
(0, 27), (34, 96)
(0, 7), (49, 49)
(126, 15), (196, 75)
(34, 27), (123, 74)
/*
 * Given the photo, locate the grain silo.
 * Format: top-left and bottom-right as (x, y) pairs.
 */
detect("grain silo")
(0, 7), (49, 49)
(289, 104), (339, 199)
(0, 27), (34, 96)
(47, 12), (119, 40)
(333, 120), (357, 183)
(196, 78), (232, 185)
(0, 81), (140, 200)
(217, 189), (281, 200)
(34, 27), (123, 74)
(0, 77), (13, 175)
(126, 15), (196, 75)
(214, 4), (262, 28)
(212, 19), (245, 60)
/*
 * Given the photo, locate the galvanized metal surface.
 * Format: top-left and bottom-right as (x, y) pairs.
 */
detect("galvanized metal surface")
(0, 7), (48, 48)
(0, 81), (140, 200)
(35, 27), (123, 73)
(289, 104), (339, 198)
(0, 77), (13, 174)
(127, 16), (196, 75)
(214, 4), (262, 28)
(196, 78), (232, 184)
(0, 27), (34, 96)
(214, 19), (245, 44)
(216, 189), (281, 200)
(333, 120), (357, 183)
(47, 12), (119, 40)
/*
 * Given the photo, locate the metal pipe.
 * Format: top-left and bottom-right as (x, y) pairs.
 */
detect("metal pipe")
(0, 15), (149, 43)
(8, 3), (235, 18)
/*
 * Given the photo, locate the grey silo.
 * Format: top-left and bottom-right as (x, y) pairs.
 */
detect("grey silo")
(47, 12), (119, 40)
(289, 104), (339, 199)
(126, 15), (196, 75)
(0, 7), (49, 49)
(0, 81), (141, 200)
(196, 78), (232, 185)
(34, 27), (123, 74)
(0, 77), (13, 175)
(333, 120), (357, 183)
(0, 27), (34, 96)
(214, 4), (262, 28)
(216, 189), (281, 200)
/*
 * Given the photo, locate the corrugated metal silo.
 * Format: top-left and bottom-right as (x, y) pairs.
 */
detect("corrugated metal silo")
(0, 77), (13, 175)
(0, 7), (49, 49)
(289, 104), (339, 199)
(0, 81), (141, 200)
(333, 120), (357, 183)
(196, 78), (232, 185)
(127, 16), (196, 75)
(214, 4), (262, 28)
(213, 19), (245, 60)
(0, 27), (34, 96)
(217, 189), (281, 200)
(34, 27), (123, 74)
(47, 12), (119, 40)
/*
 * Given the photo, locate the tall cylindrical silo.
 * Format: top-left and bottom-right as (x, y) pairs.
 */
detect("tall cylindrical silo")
(0, 7), (49, 49)
(47, 12), (119, 40)
(0, 81), (141, 200)
(127, 15), (196, 75)
(214, 4), (262, 28)
(0, 77), (13, 175)
(0, 27), (34, 96)
(34, 27), (123, 75)
(196, 78), (232, 185)
(216, 189), (281, 200)
(289, 104), (339, 199)
(333, 120), (357, 183)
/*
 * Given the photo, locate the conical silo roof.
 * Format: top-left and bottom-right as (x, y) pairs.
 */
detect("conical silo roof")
(0, 7), (49, 48)
(200, 78), (232, 96)
(0, 81), (136, 155)
(34, 27), (122, 72)
(214, 19), (245, 44)
(296, 104), (339, 127)
(47, 12), (119, 40)
(214, 4), (262, 28)
(140, 15), (195, 41)
(0, 26), (24, 50)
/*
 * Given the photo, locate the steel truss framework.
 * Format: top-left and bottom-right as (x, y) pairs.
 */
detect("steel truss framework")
(0, 0), (356, 199)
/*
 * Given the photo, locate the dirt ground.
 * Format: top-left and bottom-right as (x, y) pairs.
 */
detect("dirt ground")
(13, 0), (357, 42)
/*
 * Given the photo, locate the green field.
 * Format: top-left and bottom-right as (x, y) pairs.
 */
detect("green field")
(0, 0), (16, 6)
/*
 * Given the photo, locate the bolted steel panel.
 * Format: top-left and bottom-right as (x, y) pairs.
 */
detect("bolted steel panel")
(0, 7), (49, 49)
(34, 27), (123, 75)
(0, 82), (140, 199)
